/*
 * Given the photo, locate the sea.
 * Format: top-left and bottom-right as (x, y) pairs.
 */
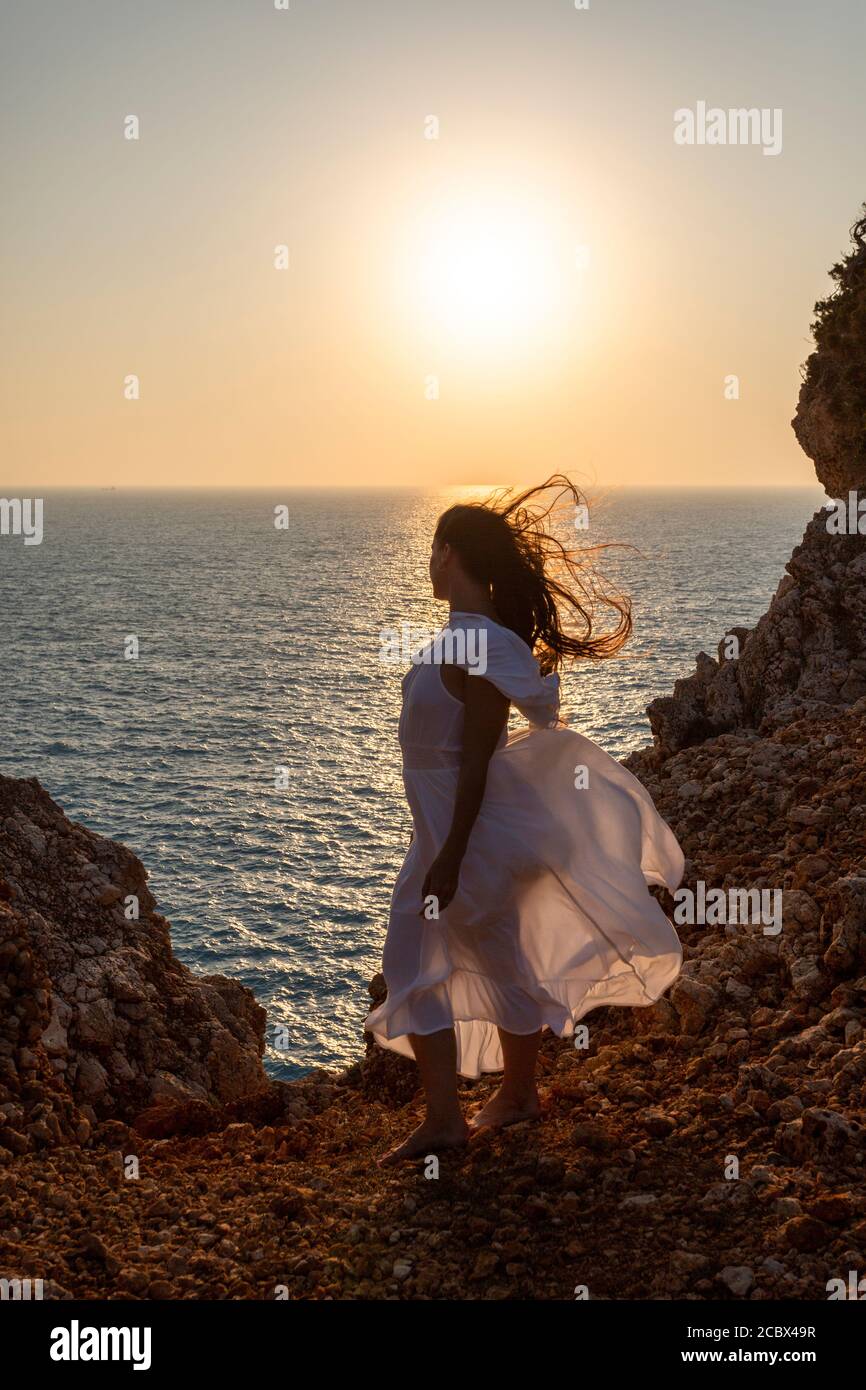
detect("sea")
(0, 486), (824, 1078)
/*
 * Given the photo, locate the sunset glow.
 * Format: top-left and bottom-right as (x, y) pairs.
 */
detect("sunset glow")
(408, 197), (561, 357)
(2, 0), (863, 489)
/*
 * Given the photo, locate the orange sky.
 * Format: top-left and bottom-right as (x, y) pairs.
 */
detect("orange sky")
(3, 0), (865, 489)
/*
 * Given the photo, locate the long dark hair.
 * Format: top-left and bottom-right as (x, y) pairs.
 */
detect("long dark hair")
(434, 475), (632, 675)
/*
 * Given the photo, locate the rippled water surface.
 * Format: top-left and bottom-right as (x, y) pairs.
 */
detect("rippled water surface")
(0, 487), (823, 1076)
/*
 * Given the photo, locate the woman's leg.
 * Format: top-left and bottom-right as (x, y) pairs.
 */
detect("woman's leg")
(379, 1028), (469, 1165)
(469, 1028), (543, 1131)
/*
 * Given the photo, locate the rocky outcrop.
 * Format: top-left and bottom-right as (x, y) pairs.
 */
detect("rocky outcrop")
(646, 510), (866, 757)
(648, 208), (866, 760)
(0, 776), (266, 1159)
(793, 207), (866, 497)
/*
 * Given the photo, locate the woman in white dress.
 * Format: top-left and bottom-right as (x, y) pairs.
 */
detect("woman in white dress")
(366, 478), (684, 1165)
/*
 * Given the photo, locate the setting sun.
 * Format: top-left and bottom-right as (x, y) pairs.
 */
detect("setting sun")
(402, 195), (563, 359)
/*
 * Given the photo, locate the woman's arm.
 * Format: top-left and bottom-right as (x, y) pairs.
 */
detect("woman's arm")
(420, 673), (509, 915)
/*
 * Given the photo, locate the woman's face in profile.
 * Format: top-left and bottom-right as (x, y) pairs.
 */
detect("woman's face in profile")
(429, 535), (449, 599)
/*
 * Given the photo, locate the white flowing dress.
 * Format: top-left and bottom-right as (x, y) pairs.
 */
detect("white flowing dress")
(365, 612), (684, 1078)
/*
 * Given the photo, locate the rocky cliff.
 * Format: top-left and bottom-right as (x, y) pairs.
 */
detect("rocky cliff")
(644, 510), (866, 759)
(0, 776), (266, 1159)
(647, 209), (866, 760)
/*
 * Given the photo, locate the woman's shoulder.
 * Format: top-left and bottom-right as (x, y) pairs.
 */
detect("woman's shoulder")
(442, 612), (560, 726)
(444, 611), (539, 680)
(446, 610), (528, 645)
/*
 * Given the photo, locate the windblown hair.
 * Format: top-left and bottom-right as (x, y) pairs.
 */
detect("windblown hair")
(434, 475), (632, 675)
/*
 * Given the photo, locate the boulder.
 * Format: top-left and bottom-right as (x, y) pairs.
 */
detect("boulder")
(0, 775), (266, 1153)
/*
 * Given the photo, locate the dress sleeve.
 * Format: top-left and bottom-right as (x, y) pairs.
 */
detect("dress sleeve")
(446, 618), (561, 728)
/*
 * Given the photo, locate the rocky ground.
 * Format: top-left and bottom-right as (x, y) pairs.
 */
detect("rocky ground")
(1, 679), (865, 1299)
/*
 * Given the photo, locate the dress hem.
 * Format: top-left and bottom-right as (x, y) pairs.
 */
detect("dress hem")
(364, 949), (683, 1079)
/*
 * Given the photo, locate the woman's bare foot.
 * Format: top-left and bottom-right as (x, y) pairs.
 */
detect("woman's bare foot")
(469, 1086), (541, 1133)
(378, 1115), (469, 1167)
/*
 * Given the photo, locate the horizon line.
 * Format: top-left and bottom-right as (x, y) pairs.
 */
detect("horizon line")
(0, 482), (826, 493)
